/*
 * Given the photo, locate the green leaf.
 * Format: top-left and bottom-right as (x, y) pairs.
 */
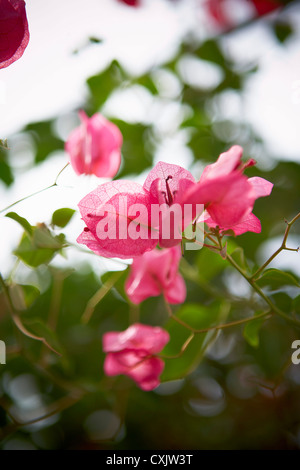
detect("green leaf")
(230, 247), (249, 272)
(194, 40), (226, 67)
(33, 225), (64, 249)
(0, 138), (8, 149)
(87, 60), (127, 110)
(256, 269), (300, 290)
(112, 120), (154, 177)
(9, 284), (40, 310)
(134, 74), (159, 95)
(52, 208), (75, 228)
(14, 233), (56, 267)
(14, 226), (64, 267)
(0, 157), (14, 186)
(293, 295), (300, 316)
(22, 318), (63, 355)
(243, 312), (267, 348)
(24, 120), (64, 164)
(274, 21), (293, 44)
(6, 212), (33, 236)
(88, 36), (103, 44)
(161, 302), (229, 382)
(196, 248), (225, 282)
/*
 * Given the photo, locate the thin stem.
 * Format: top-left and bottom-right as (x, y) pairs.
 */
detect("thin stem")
(0, 273), (61, 355)
(0, 163), (69, 214)
(164, 298), (271, 334)
(226, 253), (300, 328)
(251, 212), (300, 280)
(160, 333), (195, 359)
(0, 393), (84, 441)
(81, 271), (124, 324)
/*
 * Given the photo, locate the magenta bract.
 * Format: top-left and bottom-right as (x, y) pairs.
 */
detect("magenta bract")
(103, 323), (170, 391)
(0, 0), (29, 69)
(65, 111), (122, 178)
(77, 146), (273, 258)
(125, 246), (186, 304)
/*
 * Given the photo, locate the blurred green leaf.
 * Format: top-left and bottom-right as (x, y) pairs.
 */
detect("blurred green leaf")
(0, 138), (8, 149)
(22, 318), (63, 355)
(273, 21), (293, 44)
(293, 295), (300, 316)
(243, 312), (267, 348)
(0, 156), (14, 186)
(14, 225), (65, 267)
(24, 120), (64, 164)
(161, 302), (228, 381)
(87, 60), (127, 110)
(195, 40), (226, 67)
(33, 225), (64, 249)
(134, 74), (159, 95)
(231, 247), (249, 272)
(6, 212), (33, 236)
(9, 284), (40, 310)
(196, 248), (225, 282)
(112, 120), (154, 177)
(14, 232), (56, 267)
(256, 269), (300, 290)
(88, 36), (103, 44)
(52, 208), (76, 228)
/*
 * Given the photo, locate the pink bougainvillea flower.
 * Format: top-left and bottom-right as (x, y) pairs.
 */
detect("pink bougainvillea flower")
(103, 323), (169, 391)
(184, 145), (273, 231)
(77, 179), (157, 259)
(205, 0), (233, 28)
(77, 147), (272, 258)
(77, 161), (201, 258)
(125, 245), (186, 304)
(118, 0), (140, 6)
(143, 161), (198, 248)
(65, 111), (122, 178)
(251, 0), (281, 15)
(0, 0), (29, 69)
(205, 0), (281, 29)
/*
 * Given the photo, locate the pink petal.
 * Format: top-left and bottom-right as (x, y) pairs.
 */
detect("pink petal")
(65, 112), (122, 178)
(0, 0), (29, 69)
(164, 273), (187, 304)
(103, 323), (170, 354)
(199, 145), (243, 184)
(205, 211), (262, 236)
(77, 180), (157, 259)
(128, 356), (165, 391)
(87, 113), (122, 178)
(248, 177), (273, 198)
(185, 172), (255, 227)
(144, 161), (195, 205)
(125, 265), (162, 304)
(104, 350), (146, 375)
(125, 247), (184, 304)
(228, 212), (262, 235)
(104, 352), (164, 391)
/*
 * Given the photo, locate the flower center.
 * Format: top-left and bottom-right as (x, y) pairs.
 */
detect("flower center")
(162, 175), (176, 206)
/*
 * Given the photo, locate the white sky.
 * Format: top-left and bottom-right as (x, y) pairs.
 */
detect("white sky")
(0, 0), (300, 277)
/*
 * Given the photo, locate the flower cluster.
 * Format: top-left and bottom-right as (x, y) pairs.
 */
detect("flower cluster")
(76, 145), (273, 259)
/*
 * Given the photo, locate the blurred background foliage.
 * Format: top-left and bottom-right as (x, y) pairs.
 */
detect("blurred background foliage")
(1, 0), (300, 450)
